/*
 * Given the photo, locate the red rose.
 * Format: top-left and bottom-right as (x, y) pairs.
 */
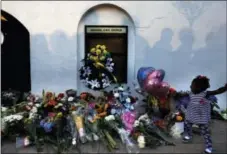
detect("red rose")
(58, 93), (64, 98)
(48, 100), (57, 106)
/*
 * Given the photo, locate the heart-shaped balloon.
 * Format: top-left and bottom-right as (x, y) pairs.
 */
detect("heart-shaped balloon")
(143, 75), (170, 98)
(146, 70), (165, 81)
(137, 67), (155, 88)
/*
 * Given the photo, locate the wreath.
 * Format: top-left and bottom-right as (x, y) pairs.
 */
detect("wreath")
(79, 44), (117, 90)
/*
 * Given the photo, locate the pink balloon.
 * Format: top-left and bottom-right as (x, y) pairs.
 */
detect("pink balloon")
(143, 78), (160, 89)
(143, 78), (170, 98)
(147, 70), (162, 80)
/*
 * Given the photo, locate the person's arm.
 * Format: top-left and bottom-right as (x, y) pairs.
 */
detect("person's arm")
(207, 84), (227, 96)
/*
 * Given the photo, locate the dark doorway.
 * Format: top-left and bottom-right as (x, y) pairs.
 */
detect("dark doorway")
(85, 25), (128, 83)
(1, 10), (31, 92)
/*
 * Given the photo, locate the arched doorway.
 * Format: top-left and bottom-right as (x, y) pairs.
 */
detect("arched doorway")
(1, 10), (31, 92)
(77, 3), (136, 94)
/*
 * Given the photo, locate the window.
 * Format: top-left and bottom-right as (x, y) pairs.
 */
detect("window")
(85, 26), (128, 83)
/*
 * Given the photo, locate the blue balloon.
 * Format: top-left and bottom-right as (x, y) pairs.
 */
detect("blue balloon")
(137, 67), (155, 87)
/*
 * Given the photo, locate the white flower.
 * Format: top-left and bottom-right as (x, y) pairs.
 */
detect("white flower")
(61, 97), (66, 102)
(106, 66), (113, 72)
(126, 97), (131, 103)
(83, 67), (92, 77)
(118, 86), (124, 91)
(29, 112), (36, 119)
(35, 104), (41, 108)
(105, 115), (115, 121)
(72, 111), (77, 116)
(31, 107), (38, 113)
(102, 78), (111, 88)
(72, 138), (77, 145)
(68, 97), (74, 102)
(35, 95), (41, 102)
(133, 120), (140, 127)
(107, 58), (113, 62)
(24, 137), (30, 146)
(114, 93), (120, 98)
(93, 133), (99, 141)
(1, 107), (7, 112)
(58, 103), (63, 107)
(111, 109), (117, 115)
(3, 114), (23, 123)
(137, 135), (145, 148)
(28, 102), (33, 106)
(89, 79), (100, 89)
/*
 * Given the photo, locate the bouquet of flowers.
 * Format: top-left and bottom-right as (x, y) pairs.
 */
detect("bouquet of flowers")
(79, 44), (117, 90)
(71, 106), (87, 144)
(104, 115), (139, 153)
(133, 113), (175, 148)
(1, 89), (21, 107)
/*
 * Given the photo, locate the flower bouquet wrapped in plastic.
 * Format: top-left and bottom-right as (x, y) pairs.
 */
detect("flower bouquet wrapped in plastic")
(72, 107), (87, 144)
(104, 115), (140, 153)
(133, 113), (175, 148)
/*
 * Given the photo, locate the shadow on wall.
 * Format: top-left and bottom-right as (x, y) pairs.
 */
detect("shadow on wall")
(31, 11), (100, 94)
(31, 32), (77, 94)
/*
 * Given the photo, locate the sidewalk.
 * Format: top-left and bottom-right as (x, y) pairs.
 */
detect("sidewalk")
(1, 120), (227, 153)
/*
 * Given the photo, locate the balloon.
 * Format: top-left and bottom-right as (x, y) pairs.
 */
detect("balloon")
(146, 70), (165, 81)
(143, 78), (170, 98)
(137, 67), (155, 87)
(157, 69), (165, 81)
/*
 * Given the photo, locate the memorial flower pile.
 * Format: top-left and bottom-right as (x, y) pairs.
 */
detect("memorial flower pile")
(1, 83), (222, 153)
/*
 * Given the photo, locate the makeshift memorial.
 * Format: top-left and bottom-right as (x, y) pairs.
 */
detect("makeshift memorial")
(1, 86), (201, 153)
(79, 44), (117, 90)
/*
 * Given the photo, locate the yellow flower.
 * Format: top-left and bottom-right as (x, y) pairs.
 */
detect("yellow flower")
(90, 48), (96, 53)
(96, 44), (101, 49)
(100, 45), (106, 50)
(93, 56), (99, 62)
(96, 49), (101, 55)
(89, 55), (94, 60)
(100, 56), (106, 61)
(56, 112), (63, 118)
(103, 50), (108, 55)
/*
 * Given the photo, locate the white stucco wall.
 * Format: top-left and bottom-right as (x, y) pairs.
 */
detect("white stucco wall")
(1, 1), (226, 109)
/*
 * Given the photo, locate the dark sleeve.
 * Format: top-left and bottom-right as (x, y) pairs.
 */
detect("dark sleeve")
(206, 85), (227, 96)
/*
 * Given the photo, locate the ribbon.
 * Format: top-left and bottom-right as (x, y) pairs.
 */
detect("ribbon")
(92, 62), (118, 83)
